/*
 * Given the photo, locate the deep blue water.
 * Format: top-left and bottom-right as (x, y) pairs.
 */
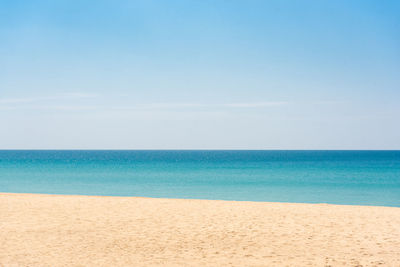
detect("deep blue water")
(0, 150), (399, 207)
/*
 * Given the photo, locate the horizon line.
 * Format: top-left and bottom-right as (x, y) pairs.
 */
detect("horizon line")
(1, 149), (399, 151)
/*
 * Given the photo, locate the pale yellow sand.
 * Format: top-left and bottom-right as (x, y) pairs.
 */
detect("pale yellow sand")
(1, 193), (400, 266)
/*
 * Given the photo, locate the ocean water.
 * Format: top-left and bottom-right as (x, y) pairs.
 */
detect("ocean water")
(0, 150), (399, 207)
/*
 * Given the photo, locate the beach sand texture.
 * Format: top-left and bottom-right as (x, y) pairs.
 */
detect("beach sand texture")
(1, 193), (399, 266)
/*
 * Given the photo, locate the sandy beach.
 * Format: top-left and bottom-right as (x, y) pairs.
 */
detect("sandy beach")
(1, 193), (399, 266)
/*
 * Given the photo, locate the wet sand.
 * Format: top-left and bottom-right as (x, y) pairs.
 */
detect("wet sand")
(1, 193), (399, 266)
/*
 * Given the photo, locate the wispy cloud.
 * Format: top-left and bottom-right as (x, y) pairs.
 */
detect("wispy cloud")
(222, 102), (288, 108)
(312, 100), (346, 105)
(136, 103), (206, 109)
(114, 102), (288, 110)
(0, 93), (97, 104)
(0, 95), (288, 112)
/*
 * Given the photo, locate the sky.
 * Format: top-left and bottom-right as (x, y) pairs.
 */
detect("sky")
(0, 0), (399, 149)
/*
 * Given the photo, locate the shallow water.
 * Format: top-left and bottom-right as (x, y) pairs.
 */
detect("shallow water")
(1, 150), (399, 206)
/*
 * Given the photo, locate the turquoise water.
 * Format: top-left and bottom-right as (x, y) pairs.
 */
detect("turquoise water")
(0, 150), (399, 207)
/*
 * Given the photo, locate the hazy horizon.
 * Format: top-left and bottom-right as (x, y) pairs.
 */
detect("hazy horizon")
(1, 0), (399, 149)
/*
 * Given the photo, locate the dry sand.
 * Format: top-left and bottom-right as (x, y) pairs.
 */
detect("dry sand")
(1, 193), (399, 266)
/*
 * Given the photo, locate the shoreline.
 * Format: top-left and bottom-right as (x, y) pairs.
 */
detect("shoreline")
(1, 192), (399, 209)
(1, 193), (400, 266)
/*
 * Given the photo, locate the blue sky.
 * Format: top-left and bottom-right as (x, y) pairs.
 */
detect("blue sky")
(1, 0), (399, 149)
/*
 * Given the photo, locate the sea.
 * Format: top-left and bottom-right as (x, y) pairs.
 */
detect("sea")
(0, 150), (399, 207)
